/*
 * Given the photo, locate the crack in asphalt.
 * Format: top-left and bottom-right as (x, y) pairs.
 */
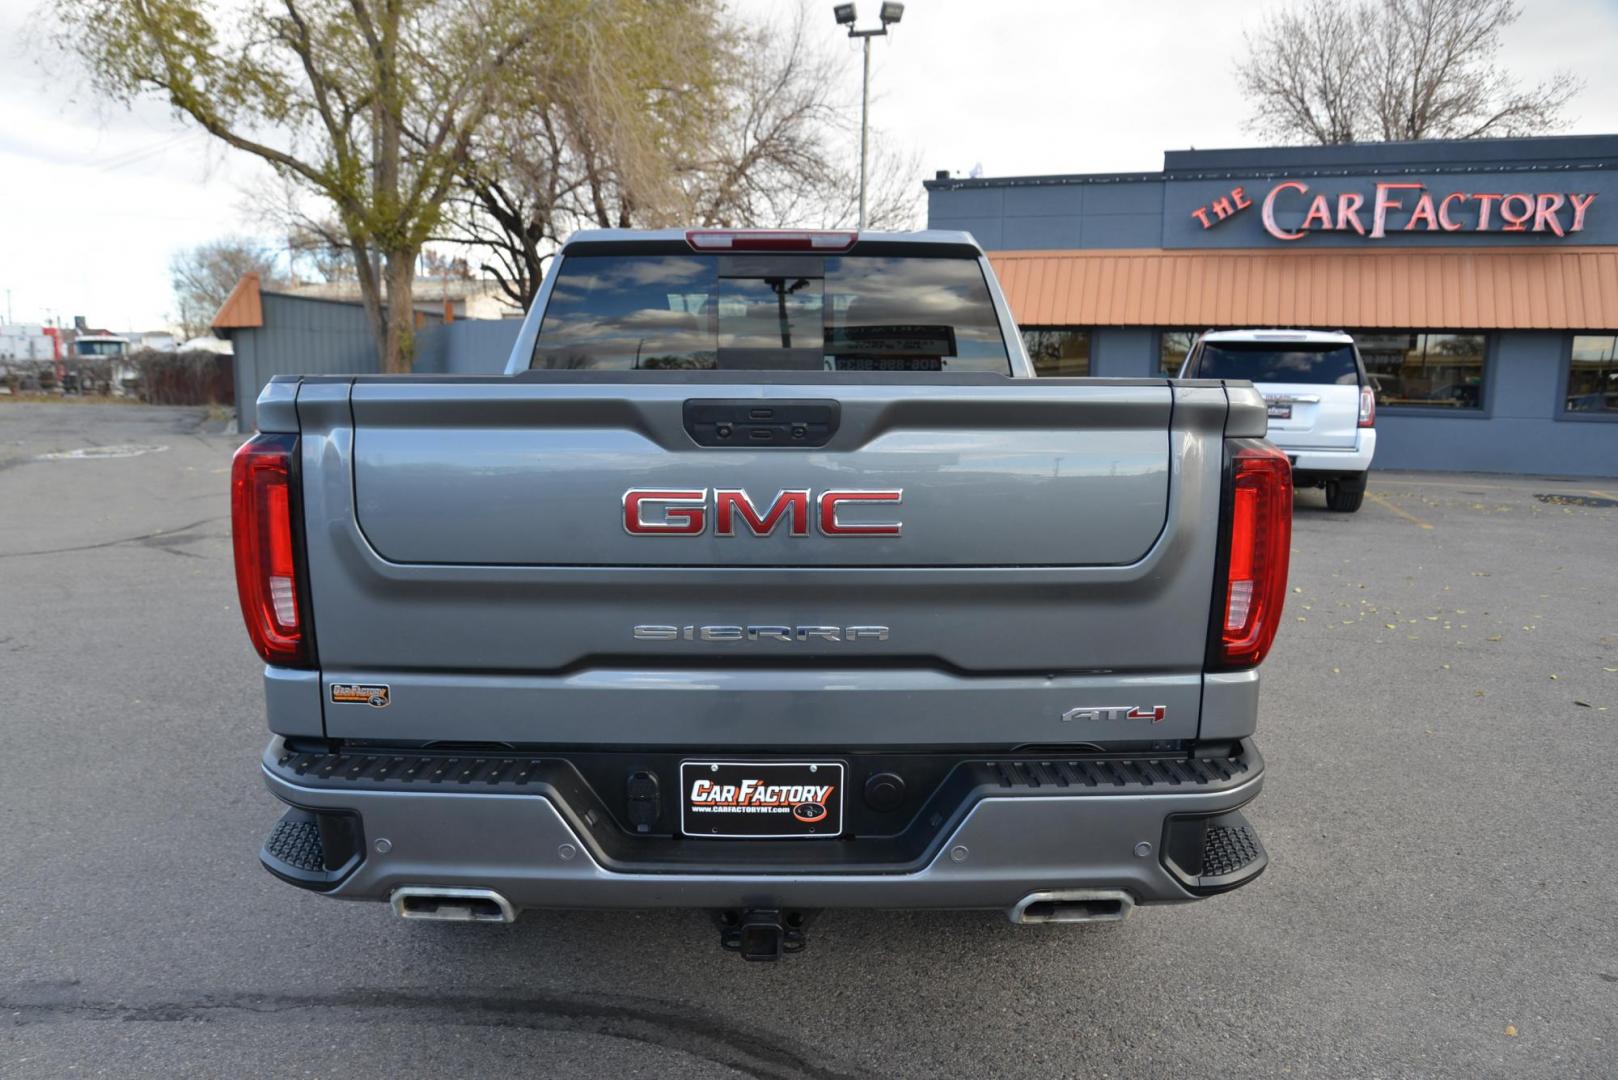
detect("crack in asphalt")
(0, 987), (877, 1080)
(0, 517), (224, 560)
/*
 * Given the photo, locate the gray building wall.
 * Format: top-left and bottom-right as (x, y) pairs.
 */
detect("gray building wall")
(928, 135), (1618, 477)
(418, 318), (521, 375)
(232, 293), (517, 429)
(930, 135), (1618, 253)
(233, 293), (381, 430)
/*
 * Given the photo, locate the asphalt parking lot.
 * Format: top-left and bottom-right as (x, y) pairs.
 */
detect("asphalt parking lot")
(2, 401), (1615, 1079)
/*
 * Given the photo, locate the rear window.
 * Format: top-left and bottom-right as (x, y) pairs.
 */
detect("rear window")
(531, 253), (1010, 373)
(1192, 342), (1359, 385)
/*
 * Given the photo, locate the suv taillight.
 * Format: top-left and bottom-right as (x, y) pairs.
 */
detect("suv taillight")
(231, 433), (311, 667)
(1358, 385), (1376, 427)
(1214, 442), (1292, 670)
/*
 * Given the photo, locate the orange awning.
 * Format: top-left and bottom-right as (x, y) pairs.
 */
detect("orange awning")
(988, 247), (1618, 330)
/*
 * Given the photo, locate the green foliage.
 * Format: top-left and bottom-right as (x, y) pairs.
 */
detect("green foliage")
(55, 0), (569, 369)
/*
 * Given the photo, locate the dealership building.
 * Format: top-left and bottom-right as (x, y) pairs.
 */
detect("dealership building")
(926, 134), (1618, 476)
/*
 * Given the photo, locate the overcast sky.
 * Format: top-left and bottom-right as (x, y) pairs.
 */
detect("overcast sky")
(3, 0), (1617, 329)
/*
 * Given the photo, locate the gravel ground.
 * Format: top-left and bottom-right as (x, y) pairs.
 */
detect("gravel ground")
(1, 401), (1614, 1079)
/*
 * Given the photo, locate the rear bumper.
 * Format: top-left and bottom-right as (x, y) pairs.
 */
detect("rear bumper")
(259, 739), (1267, 912)
(1281, 428), (1376, 475)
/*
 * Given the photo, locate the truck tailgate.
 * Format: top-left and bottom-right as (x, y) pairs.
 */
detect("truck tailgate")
(295, 376), (1232, 747)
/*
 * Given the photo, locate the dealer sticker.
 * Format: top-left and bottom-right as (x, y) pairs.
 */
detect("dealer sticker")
(680, 761), (844, 838)
(330, 682), (390, 708)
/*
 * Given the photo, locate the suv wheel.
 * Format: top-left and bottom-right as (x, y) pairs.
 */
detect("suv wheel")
(1325, 474), (1367, 513)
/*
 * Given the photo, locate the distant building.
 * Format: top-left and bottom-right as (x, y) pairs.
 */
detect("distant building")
(0, 324), (59, 361)
(279, 276), (522, 321)
(927, 133), (1618, 476)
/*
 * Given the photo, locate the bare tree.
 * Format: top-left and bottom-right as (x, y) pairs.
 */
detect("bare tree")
(170, 237), (279, 338)
(56, 0), (555, 371)
(1238, 0), (1581, 144)
(447, 1), (920, 309)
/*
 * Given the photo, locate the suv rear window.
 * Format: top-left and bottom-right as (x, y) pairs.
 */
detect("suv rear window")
(1191, 342), (1359, 385)
(531, 253), (1010, 373)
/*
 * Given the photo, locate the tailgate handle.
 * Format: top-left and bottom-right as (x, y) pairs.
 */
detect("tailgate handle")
(684, 399), (840, 448)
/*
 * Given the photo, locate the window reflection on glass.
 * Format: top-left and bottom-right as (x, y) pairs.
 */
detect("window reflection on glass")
(1160, 330), (1200, 375)
(1357, 332), (1487, 408)
(1021, 328), (1091, 377)
(1567, 334), (1618, 414)
(532, 253), (1010, 372)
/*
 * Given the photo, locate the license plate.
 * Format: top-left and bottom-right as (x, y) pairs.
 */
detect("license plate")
(1267, 403), (1292, 420)
(680, 761), (844, 838)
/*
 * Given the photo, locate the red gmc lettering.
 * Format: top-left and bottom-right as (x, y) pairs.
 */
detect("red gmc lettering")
(819, 490), (903, 536)
(625, 488), (903, 537)
(623, 489), (707, 535)
(715, 489), (810, 536)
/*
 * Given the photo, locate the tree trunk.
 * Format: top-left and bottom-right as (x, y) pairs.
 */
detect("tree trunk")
(381, 250), (417, 373)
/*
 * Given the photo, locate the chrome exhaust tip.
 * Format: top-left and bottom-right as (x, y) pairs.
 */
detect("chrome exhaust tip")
(1008, 889), (1135, 925)
(391, 886), (516, 924)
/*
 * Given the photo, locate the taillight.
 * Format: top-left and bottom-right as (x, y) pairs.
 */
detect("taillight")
(1214, 442), (1293, 670)
(1358, 385), (1376, 427)
(231, 433), (311, 667)
(684, 229), (858, 252)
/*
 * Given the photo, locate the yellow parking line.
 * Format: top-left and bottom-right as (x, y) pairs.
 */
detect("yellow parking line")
(1365, 491), (1435, 529)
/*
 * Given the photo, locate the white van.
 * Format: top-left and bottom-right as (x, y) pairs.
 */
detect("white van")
(1179, 330), (1376, 512)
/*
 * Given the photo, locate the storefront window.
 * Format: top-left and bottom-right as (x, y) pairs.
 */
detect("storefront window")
(1022, 328), (1091, 376)
(1160, 330), (1200, 375)
(1567, 335), (1618, 414)
(1357, 332), (1488, 409)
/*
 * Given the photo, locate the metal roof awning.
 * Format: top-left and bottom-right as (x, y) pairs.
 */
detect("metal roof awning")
(212, 272), (265, 330)
(988, 247), (1618, 330)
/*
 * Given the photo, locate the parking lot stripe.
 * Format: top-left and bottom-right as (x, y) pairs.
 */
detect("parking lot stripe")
(1365, 491), (1435, 529)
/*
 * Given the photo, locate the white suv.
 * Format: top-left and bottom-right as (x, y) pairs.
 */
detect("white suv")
(1178, 329), (1376, 512)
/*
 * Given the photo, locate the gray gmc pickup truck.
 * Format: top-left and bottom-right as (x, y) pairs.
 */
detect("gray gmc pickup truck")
(234, 229), (1292, 959)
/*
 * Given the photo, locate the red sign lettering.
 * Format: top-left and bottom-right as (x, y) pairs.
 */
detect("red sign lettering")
(1207, 180), (1595, 241)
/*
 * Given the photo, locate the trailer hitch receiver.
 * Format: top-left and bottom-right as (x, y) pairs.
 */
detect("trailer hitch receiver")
(715, 909), (812, 960)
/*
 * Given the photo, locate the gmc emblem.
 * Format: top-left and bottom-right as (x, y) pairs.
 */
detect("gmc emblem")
(623, 488), (902, 537)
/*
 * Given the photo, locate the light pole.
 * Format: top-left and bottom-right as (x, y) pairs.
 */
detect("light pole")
(834, 3), (904, 230)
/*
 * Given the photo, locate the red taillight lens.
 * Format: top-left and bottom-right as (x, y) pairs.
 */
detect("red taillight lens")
(1358, 385), (1376, 427)
(231, 433), (310, 667)
(684, 229), (858, 252)
(1215, 443), (1293, 670)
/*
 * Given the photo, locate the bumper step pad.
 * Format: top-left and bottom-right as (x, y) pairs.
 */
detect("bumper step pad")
(1201, 821), (1264, 878)
(1162, 808), (1268, 894)
(259, 807), (364, 891)
(264, 814), (325, 874)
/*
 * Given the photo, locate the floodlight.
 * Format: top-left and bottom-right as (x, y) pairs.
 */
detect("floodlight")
(833, 3), (857, 26)
(880, 2), (904, 25)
